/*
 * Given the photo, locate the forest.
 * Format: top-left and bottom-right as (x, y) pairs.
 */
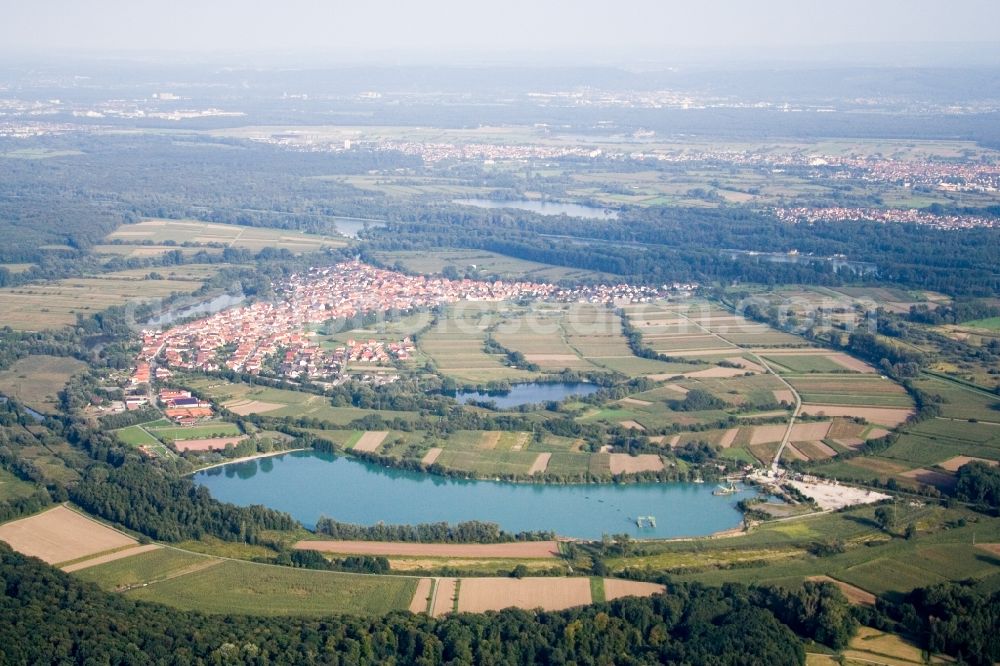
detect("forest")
(2, 543), (996, 665)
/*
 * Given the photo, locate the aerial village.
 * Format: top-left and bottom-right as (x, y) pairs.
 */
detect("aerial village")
(126, 261), (690, 424)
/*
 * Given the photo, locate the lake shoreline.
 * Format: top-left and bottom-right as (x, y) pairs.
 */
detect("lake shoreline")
(187, 447), (309, 475)
(194, 450), (754, 540)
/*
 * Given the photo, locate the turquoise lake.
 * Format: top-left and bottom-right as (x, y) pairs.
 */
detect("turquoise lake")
(193, 450), (756, 539)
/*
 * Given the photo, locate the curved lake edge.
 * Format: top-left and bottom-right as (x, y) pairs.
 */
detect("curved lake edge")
(193, 450), (759, 540)
(187, 443), (713, 486)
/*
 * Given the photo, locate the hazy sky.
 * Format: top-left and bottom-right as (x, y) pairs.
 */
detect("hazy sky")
(4, 0), (1000, 62)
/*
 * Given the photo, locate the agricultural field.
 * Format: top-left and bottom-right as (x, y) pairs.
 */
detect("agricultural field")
(0, 355), (88, 414)
(295, 540), (560, 558)
(962, 316), (1000, 331)
(492, 303), (691, 378)
(419, 303), (540, 384)
(0, 265), (223, 329)
(92, 244), (226, 259)
(145, 421), (243, 442)
(301, 427), (601, 479)
(912, 375), (1000, 423)
(374, 248), (610, 283)
(180, 375), (420, 426)
(788, 374), (913, 408)
(0, 262), (35, 274)
(125, 559), (418, 617)
(105, 218), (348, 252)
(111, 425), (175, 458)
(0, 506), (138, 566)
(668, 503), (1000, 598)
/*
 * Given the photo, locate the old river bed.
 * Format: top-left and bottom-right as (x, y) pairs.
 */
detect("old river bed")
(194, 450), (755, 539)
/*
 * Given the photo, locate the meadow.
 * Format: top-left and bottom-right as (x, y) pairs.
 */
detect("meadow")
(145, 421), (243, 442)
(0, 265), (223, 329)
(0, 355), (88, 414)
(374, 248), (608, 283)
(105, 218), (348, 252)
(124, 558), (419, 617)
(181, 376), (420, 426)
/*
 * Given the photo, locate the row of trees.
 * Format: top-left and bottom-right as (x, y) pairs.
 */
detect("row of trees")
(314, 517), (553, 544)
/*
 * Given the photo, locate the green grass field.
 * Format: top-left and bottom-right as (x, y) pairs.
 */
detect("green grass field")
(146, 422), (243, 442)
(0, 266), (224, 330)
(106, 219), (347, 253)
(125, 558), (418, 617)
(181, 376), (422, 427)
(74, 548), (214, 590)
(113, 425), (163, 446)
(419, 304), (540, 384)
(960, 316), (1000, 331)
(913, 375), (1000, 422)
(0, 468), (37, 500)
(0, 355), (88, 414)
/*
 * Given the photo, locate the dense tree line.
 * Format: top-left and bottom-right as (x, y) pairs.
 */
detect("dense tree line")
(70, 463), (297, 543)
(954, 462), (1000, 509)
(315, 517), (553, 543)
(859, 582), (1000, 666)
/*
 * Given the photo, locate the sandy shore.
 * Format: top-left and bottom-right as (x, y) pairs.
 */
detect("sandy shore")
(189, 448), (308, 474)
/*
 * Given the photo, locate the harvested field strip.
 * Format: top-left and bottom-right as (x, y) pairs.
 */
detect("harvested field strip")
(529, 452), (551, 475)
(603, 579), (666, 602)
(900, 468), (956, 489)
(794, 440), (838, 460)
(73, 548), (216, 591)
(431, 578), (458, 617)
(719, 428), (739, 448)
(479, 431), (501, 450)
(783, 445), (808, 462)
(295, 541), (560, 558)
(173, 436), (245, 452)
(225, 400), (284, 415)
(939, 456), (998, 472)
(609, 453), (663, 474)
(0, 506), (136, 565)
(799, 405), (913, 426)
(683, 366), (751, 378)
(409, 578), (434, 614)
(654, 348), (739, 357)
(61, 544), (162, 573)
(352, 431), (389, 452)
(456, 577), (592, 613)
(421, 447), (443, 465)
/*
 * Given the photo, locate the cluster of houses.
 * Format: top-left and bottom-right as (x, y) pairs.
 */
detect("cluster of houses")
(132, 261), (556, 385)
(128, 261), (693, 390)
(774, 206), (998, 231)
